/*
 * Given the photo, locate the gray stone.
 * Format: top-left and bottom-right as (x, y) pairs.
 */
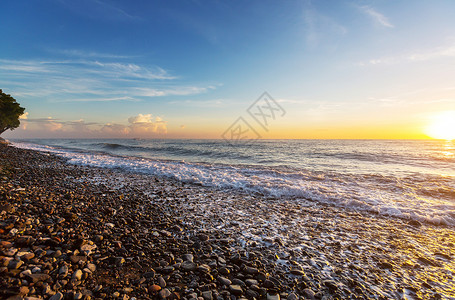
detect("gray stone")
(183, 254), (194, 262)
(267, 294), (280, 300)
(246, 290), (259, 298)
(323, 280), (339, 291)
(290, 268), (305, 276)
(59, 265), (68, 277)
(287, 292), (298, 300)
(218, 276), (232, 286)
(158, 276), (166, 288)
(198, 233), (209, 242)
(8, 259), (23, 269)
(159, 288), (171, 299)
(243, 266), (259, 275)
(229, 285), (243, 296)
(202, 290), (213, 300)
(49, 292), (64, 300)
(161, 266), (175, 274)
(302, 289), (315, 300)
(232, 279), (246, 287)
(245, 279), (258, 286)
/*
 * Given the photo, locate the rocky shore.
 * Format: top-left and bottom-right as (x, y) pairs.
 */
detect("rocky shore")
(1, 143), (454, 300)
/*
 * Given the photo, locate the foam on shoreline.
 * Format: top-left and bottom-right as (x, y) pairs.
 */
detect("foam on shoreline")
(11, 141), (455, 227)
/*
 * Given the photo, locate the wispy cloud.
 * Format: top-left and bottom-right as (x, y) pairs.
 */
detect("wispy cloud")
(57, 0), (141, 22)
(359, 6), (394, 28)
(0, 58), (215, 103)
(52, 96), (137, 103)
(49, 48), (137, 59)
(408, 44), (455, 61)
(360, 43), (455, 66)
(0, 59), (174, 79)
(302, 4), (347, 47)
(168, 99), (227, 107)
(135, 86), (216, 98)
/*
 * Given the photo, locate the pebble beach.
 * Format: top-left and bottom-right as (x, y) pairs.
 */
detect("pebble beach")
(1, 143), (455, 300)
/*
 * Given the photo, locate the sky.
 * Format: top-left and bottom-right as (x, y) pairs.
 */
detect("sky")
(1, 0), (455, 139)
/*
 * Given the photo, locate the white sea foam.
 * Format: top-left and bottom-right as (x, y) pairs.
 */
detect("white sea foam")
(11, 141), (455, 227)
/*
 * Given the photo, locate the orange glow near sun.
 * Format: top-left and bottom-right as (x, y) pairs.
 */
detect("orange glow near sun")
(425, 111), (455, 140)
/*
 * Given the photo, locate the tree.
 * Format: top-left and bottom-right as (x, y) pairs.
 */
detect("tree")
(0, 89), (25, 136)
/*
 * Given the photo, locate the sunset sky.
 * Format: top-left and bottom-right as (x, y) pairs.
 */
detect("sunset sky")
(1, 0), (455, 139)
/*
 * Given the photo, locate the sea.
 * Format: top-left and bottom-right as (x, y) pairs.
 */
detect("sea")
(11, 139), (455, 226)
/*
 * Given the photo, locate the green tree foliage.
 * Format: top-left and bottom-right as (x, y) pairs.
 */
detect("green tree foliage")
(0, 90), (25, 135)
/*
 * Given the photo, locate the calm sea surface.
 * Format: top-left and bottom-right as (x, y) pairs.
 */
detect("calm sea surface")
(12, 139), (455, 226)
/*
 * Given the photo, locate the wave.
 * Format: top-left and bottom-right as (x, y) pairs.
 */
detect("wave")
(99, 142), (124, 149)
(93, 142), (256, 161)
(11, 141), (455, 227)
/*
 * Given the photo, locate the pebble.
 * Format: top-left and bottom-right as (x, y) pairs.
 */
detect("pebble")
(302, 289), (315, 300)
(287, 292), (298, 300)
(218, 276), (232, 286)
(229, 285), (243, 296)
(158, 276), (166, 287)
(202, 290), (213, 300)
(27, 273), (50, 283)
(159, 288), (171, 299)
(267, 294), (280, 300)
(59, 265), (68, 277)
(197, 264), (211, 273)
(19, 286), (30, 295)
(8, 259), (23, 269)
(1, 143), (455, 300)
(150, 284), (162, 292)
(183, 253), (194, 262)
(72, 269), (83, 281)
(49, 292), (64, 300)
(198, 233), (210, 242)
(243, 266), (259, 275)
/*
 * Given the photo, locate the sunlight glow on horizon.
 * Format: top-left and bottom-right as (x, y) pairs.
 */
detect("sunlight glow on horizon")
(424, 111), (455, 140)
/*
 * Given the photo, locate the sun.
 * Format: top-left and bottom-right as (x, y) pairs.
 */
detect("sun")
(424, 111), (455, 140)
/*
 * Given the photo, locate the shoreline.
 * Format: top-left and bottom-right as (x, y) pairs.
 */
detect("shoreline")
(1, 144), (454, 299)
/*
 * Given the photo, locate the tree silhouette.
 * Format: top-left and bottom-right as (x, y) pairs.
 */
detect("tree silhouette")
(0, 89), (25, 136)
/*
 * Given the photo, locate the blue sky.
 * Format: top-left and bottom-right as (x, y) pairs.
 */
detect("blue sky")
(1, 0), (455, 139)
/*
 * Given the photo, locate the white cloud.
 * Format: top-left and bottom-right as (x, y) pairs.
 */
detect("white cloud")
(101, 123), (130, 136)
(0, 58), (216, 103)
(128, 114), (167, 135)
(20, 117), (65, 132)
(360, 6), (394, 28)
(17, 113), (168, 137)
(19, 112), (29, 119)
(128, 113), (154, 124)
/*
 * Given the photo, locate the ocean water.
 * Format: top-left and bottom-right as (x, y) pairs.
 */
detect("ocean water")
(11, 139), (455, 226)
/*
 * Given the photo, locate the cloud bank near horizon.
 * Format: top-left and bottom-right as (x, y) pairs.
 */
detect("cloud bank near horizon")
(12, 113), (167, 138)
